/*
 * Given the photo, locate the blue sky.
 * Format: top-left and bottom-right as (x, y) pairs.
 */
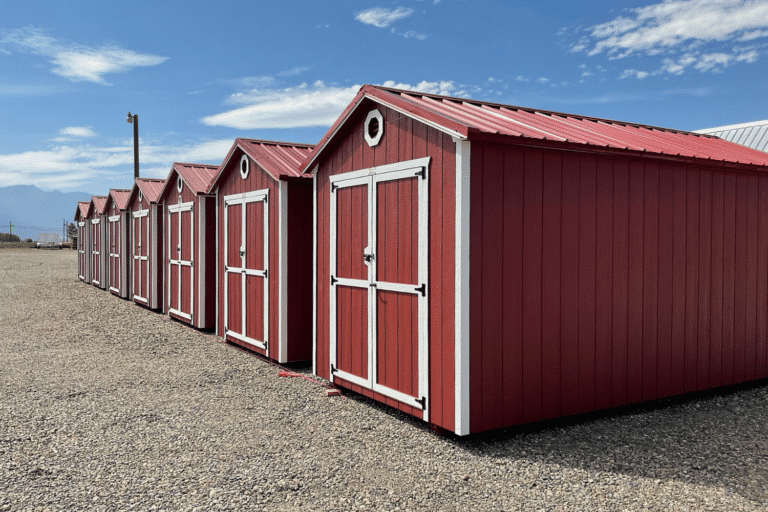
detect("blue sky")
(2, 0), (768, 195)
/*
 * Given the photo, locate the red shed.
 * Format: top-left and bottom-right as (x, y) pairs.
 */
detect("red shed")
(74, 201), (91, 283)
(305, 84), (768, 435)
(126, 178), (165, 310)
(208, 138), (314, 363)
(104, 189), (132, 298)
(157, 163), (218, 329)
(87, 196), (109, 290)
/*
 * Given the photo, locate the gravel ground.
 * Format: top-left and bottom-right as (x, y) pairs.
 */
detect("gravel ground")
(1, 249), (767, 511)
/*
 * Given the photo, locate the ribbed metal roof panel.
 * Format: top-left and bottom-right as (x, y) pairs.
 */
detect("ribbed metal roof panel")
(696, 120), (768, 155)
(91, 196), (108, 215)
(300, 85), (768, 175)
(75, 201), (89, 221)
(108, 189), (131, 211)
(135, 178), (166, 202)
(239, 139), (314, 179)
(382, 87), (768, 167)
(173, 163), (219, 195)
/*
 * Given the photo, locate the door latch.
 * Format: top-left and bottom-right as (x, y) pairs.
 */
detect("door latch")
(363, 253), (374, 263)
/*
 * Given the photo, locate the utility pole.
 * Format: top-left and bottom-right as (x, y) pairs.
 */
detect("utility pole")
(127, 112), (139, 179)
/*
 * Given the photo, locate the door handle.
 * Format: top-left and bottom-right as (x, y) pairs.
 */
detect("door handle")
(363, 254), (374, 263)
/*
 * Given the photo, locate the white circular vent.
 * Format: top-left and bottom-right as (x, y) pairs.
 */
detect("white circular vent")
(177, 177), (183, 192)
(240, 154), (250, 179)
(364, 109), (384, 147)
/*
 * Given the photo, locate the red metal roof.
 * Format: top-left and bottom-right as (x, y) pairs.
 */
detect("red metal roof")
(159, 163), (219, 200)
(301, 84), (768, 172)
(90, 196), (108, 216)
(209, 138), (314, 192)
(107, 189), (132, 211)
(74, 201), (90, 221)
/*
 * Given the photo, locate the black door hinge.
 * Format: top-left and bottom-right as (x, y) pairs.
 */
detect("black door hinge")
(331, 182), (337, 192)
(415, 283), (426, 296)
(416, 396), (426, 410)
(331, 275), (337, 285)
(415, 167), (426, 180)
(330, 364), (338, 375)
(263, 269), (268, 279)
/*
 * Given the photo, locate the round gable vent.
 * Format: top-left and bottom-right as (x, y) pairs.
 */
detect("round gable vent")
(364, 109), (384, 147)
(177, 176), (183, 192)
(240, 154), (250, 179)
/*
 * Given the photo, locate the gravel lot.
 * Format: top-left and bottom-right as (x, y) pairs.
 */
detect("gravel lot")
(1, 249), (767, 511)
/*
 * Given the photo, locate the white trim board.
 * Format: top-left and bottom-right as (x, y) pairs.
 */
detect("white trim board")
(454, 138), (471, 436)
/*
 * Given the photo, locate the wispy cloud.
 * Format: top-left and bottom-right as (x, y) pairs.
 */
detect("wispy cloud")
(569, 0), (768, 77)
(0, 138), (231, 192)
(201, 78), (470, 130)
(0, 26), (168, 85)
(391, 28), (427, 40)
(355, 7), (415, 28)
(201, 81), (361, 130)
(278, 66), (312, 77)
(60, 126), (96, 138)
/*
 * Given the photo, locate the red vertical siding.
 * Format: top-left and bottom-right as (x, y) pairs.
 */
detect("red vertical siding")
(286, 182), (314, 362)
(468, 140), (768, 433)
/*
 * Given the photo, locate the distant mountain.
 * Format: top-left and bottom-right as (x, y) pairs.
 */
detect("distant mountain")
(0, 185), (92, 241)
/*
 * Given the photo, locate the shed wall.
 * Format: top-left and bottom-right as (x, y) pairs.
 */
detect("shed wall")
(216, 155), (280, 358)
(287, 181), (314, 362)
(314, 102), (457, 431)
(469, 141), (768, 433)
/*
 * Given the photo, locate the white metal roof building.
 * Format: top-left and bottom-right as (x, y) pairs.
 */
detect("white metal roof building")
(696, 120), (768, 152)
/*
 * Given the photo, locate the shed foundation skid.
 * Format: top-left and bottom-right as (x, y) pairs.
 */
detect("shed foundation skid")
(307, 85), (768, 435)
(210, 139), (314, 363)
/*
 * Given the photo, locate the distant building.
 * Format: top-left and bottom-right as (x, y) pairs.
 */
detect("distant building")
(696, 120), (768, 152)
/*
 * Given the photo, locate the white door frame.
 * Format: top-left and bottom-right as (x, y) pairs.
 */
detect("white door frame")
(91, 218), (101, 287)
(78, 221), (88, 281)
(108, 214), (121, 294)
(328, 156), (430, 419)
(132, 209), (149, 304)
(223, 189), (269, 350)
(167, 200), (195, 321)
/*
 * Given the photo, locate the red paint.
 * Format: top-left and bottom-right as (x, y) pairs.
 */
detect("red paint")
(126, 178), (165, 310)
(306, 85), (768, 436)
(210, 139), (314, 363)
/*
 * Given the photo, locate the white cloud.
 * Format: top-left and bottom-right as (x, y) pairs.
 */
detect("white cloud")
(391, 28), (427, 40)
(516, 75), (530, 82)
(619, 69), (651, 79)
(573, 0), (768, 64)
(202, 79), (469, 130)
(355, 7), (415, 28)
(0, 138), (231, 192)
(537, 77), (550, 84)
(201, 82), (361, 129)
(60, 126), (96, 138)
(278, 66), (311, 77)
(0, 27), (168, 85)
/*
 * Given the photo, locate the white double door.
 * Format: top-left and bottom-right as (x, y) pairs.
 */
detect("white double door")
(167, 201), (194, 320)
(329, 158), (429, 417)
(224, 190), (269, 350)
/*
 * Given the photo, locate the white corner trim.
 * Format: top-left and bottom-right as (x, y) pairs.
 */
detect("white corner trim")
(278, 181), (289, 363)
(312, 166), (318, 376)
(454, 137), (471, 436)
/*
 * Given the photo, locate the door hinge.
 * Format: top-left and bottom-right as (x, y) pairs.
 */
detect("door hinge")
(331, 275), (337, 285)
(415, 396), (426, 410)
(263, 269), (268, 279)
(415, 167), (426, 180)
(330, 364), (338, 375)
(331, 182), (337, 192)
(415, 283), (426, 296)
